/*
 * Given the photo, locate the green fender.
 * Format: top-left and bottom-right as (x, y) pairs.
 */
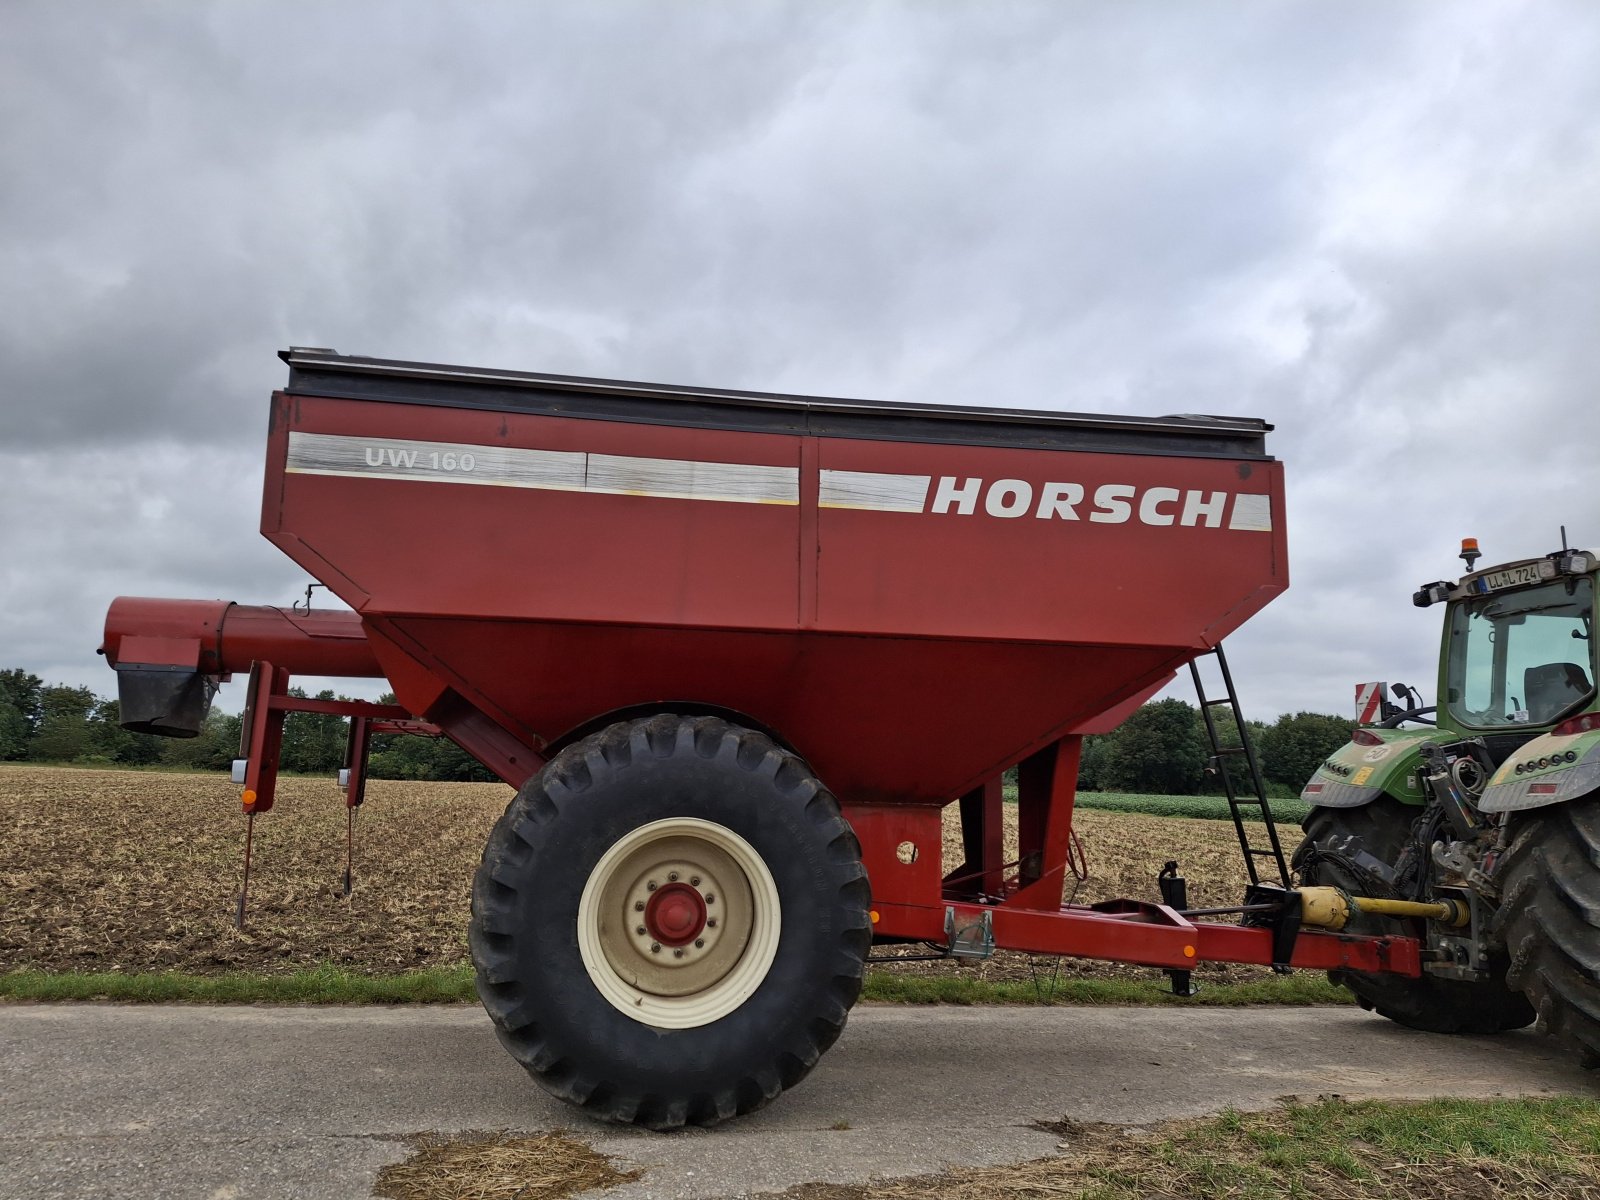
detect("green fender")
(1479, 724), (1600, 813)
(1300, 727), (1432, 809)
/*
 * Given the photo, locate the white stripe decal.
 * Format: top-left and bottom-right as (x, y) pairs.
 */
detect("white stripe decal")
(286, 433), (1271, 528)
(587, 453), (796, 505)
(1227, 494), (1273, 532)
(286, 433), (797, 506)
(819, 469), (932, 513)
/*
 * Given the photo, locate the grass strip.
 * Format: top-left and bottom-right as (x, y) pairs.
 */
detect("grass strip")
(0, 965), (1350, 1007)
(0, 965), (479, 1004)
(754, 1096), (1600, 1199)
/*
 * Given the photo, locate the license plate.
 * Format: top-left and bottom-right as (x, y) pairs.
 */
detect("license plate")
(1480, 563), (1548, 591)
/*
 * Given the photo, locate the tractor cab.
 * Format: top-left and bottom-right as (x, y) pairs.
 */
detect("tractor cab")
(1414, 542), (1598, 763)
(1306, 541), (1600, 809)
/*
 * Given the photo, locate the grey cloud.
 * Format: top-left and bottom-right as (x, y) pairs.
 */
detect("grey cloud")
(3, 0), (1599, 726)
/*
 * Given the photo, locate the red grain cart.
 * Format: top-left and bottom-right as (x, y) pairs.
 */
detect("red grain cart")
(102, 351), (1417, 1129)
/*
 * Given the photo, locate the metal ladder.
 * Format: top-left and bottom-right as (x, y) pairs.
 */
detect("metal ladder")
(1188, 644), (1291, 888)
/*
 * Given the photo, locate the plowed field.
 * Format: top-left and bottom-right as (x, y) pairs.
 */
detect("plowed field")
(0, 765), (1281, 984)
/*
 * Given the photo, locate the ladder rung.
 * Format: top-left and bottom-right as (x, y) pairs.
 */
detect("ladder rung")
(1191, 639), (1289, 887)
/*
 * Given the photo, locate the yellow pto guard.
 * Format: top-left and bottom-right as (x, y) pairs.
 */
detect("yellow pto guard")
(1296, 886), (1470, 931)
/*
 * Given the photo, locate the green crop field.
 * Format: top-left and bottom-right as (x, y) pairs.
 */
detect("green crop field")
(1002, 784), (1313, 825)
(1076, 790), (1312, 825)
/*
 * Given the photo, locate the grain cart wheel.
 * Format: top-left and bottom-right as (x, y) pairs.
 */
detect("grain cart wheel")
(1491, 797), (1600, 1067)
(1294, 799), (1534, 1034)
(469, 714), (872, 1130)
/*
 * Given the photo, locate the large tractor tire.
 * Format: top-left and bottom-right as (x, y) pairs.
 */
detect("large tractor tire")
(470, 714), (872, 1130)
(1294, 798), (1534, 1034)
(1491, 798), (1600, 1067)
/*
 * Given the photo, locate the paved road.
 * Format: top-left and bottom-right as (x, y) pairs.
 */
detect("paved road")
(1, 1002), (1592, 1200)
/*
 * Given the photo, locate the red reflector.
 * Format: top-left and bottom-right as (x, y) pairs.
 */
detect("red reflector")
(1306, 783), (1325, 793)
(1529, 783), (1559, 795)
(1351, 729), (1383, 746)
(1553, 713), (1600, 737)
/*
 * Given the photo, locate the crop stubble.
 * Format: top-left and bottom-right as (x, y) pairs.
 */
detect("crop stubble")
(0, 765), (1280, 984)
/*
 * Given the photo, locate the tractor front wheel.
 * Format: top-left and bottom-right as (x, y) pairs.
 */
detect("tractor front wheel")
(469, 714), (872, 1129)
(1491, 797), (1600, 1067)
(1294, 799), (1534, 1034)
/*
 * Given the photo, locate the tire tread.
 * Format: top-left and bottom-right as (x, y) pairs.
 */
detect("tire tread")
(1490, 800), (1600, 1067)
(471, 714), (870, 1129)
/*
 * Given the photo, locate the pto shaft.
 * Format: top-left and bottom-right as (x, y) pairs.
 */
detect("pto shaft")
(1297, 886), (1470, 930)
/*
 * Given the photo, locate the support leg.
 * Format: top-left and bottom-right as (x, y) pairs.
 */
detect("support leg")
(1009, 736), (1084, 911)
(945, 776), (1005, 899)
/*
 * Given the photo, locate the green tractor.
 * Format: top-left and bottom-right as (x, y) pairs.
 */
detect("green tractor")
(1294, 537), (1600, 1065)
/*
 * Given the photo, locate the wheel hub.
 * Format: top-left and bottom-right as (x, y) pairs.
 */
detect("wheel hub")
(578, 818), (781, 1028)
(622, 856), (727, 968)
(645, 881), (707, 946)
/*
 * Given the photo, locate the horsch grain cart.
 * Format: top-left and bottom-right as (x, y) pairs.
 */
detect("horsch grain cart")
(104, 350), (1438, 1129)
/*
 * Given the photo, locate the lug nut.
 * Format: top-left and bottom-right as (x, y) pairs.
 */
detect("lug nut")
(668, 872), (679, 882)
(705, 894), (715, 904)
(647, 881), (658, 891)
(690, 876), (701, 886)
(673, 949), (684, 958)
(707, 918), (717, 928)
(636, 925), (647, 936)
(634, 901), (645, 911)
(650, 942), (661, 953)
(694, 938), (704, 948)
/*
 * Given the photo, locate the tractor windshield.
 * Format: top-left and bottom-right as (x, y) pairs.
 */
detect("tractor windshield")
(1446, 576), (1596, 729)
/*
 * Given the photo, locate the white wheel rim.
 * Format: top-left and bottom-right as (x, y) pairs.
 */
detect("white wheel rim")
(578, 817), (782, 1029)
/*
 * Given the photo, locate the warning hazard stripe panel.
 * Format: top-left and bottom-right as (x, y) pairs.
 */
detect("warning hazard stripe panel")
(1355, 683), (1385, 724)
(285, 432), (799, 506)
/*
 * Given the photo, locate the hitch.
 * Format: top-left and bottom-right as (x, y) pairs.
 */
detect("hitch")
(1241, 883), (1303, 973)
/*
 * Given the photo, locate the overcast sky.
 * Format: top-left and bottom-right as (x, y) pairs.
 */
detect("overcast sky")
(3, 0), (1598, 729)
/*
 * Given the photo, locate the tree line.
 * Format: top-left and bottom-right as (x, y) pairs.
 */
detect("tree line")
(1076, 697), (1354, 797)
(2, 668), (1353, 794)
(0, 668), (492, 781)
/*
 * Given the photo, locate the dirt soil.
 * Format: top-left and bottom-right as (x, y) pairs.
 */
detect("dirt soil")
(0, 765), (1283, 985)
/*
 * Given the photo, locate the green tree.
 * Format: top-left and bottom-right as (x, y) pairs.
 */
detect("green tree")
(162, 709), (244, 771)
(0, 668), (43, 759)
(1192, 710), (1273, 794)
(1257, 711), (1356, 789)
(1076, 733), (1112, 791)
(85, 697), (165, 765)
(367, 732), (495, 782)
(365, 691), (494, 783)
(280, 689), (348, 774)
(30, 685), (96, 761)
(1100, 699), (1207, 795)
(0, 703), (27, 760)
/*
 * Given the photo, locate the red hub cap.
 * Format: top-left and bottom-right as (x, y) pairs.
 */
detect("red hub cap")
(644, 882), (707, 946)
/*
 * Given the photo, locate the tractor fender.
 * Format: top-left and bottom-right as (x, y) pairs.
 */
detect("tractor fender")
(1300, 728), (1431, 809)
(1479, 725), (1600, 813)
